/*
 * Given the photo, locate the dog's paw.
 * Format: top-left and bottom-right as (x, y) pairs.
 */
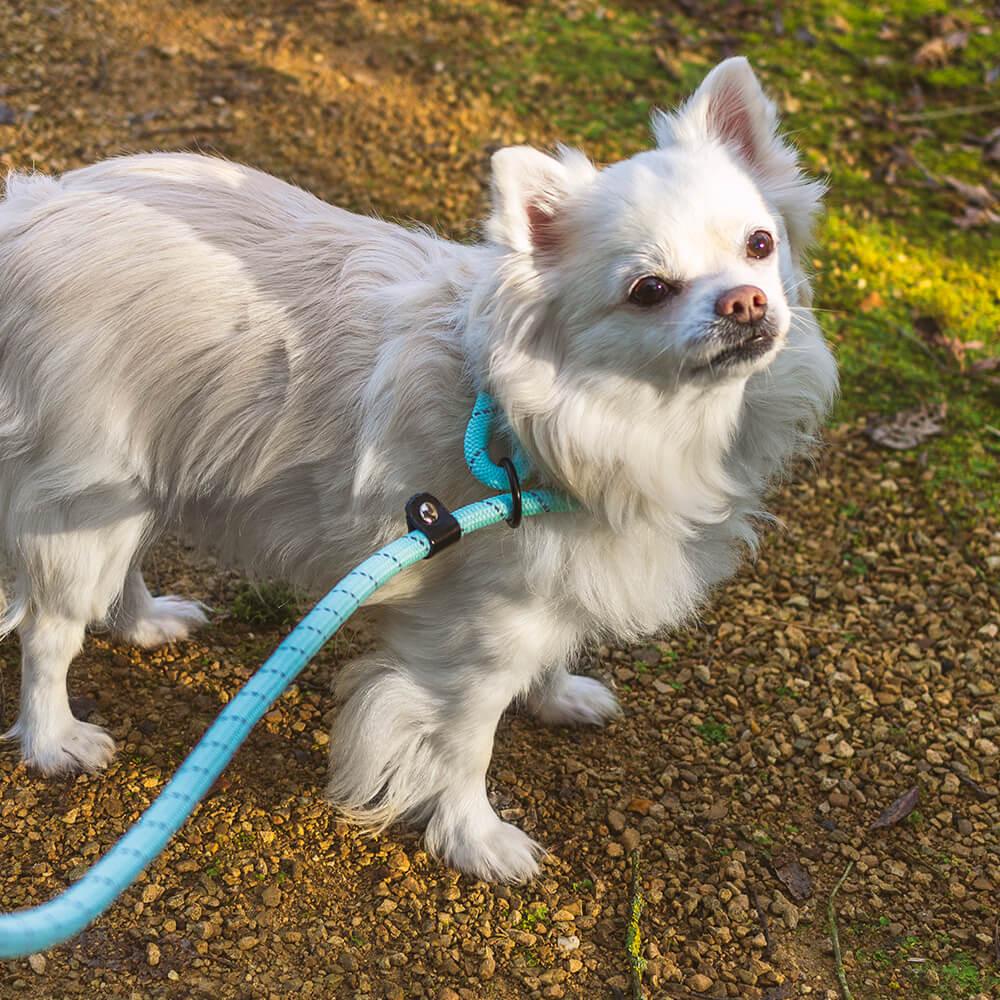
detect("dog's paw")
(119, 596), (207, 648)
(530, 674), (620, 727)
(429, 809), (544, 884)
(4, 717), (116, 775)
(424, 791), (544, 883)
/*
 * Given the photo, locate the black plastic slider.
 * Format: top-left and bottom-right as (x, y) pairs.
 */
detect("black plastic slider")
(405, 493), (462, 557)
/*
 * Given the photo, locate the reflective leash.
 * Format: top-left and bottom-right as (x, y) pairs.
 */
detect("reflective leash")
(0, 393), (576, 959)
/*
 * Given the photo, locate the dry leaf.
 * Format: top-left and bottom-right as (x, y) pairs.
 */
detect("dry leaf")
(653, 46), (683, 81)
(860, 291), (884, 313)
(914, 30), (968, 66)
(871, 785), (920, 829)
(772, 854), (813, 901)
(867, 405), (947, 451)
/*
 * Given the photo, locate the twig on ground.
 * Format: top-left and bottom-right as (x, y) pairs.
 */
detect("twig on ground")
(748, 883), (774, 958)
(745, 614), (852, 635)
(626, 849), (647, 1000)
(828, 861), (855, 1000)
(894, 844), (946, 881)
(886, 322), (950, 370)
(896, 101), (1000, 122)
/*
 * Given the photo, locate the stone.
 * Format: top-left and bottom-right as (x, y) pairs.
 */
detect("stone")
(621, 828), (641, 852)
(389, 850), (411, 872)
(479, 947), (496, 980)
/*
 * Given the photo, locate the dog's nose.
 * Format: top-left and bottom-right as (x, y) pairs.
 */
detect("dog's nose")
(715, 285), (767, 324)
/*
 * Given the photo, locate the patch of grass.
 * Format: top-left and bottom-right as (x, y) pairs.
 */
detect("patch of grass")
(655, 649), (679, 671)
(937, 954), (1000, 999)
(520, 948), (541, 968)
(571, 878), (594, 893)
(846, 554), (870, 577)
(516, 903), (549, 931)
(695, 718), (730, 744)
(851, 925), (1000, 999)
(229, 580), (302, 629)
(855, 946), (894, 968)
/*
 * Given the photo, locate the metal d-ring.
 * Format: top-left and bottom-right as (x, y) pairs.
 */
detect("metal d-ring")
(498, 456), (522, 529)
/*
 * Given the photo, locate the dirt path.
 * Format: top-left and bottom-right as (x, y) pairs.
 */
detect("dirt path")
(1, 3), (997, 998)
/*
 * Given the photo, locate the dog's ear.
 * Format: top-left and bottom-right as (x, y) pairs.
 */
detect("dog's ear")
(487, 146), (595, 257)
(652, 57), (780, 174)
(653, 57), (824, 255)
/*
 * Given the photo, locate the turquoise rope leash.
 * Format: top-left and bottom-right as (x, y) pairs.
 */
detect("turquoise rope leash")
(0, 393), (576, 960)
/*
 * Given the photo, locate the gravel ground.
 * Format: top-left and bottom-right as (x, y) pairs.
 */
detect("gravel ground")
(1, 3), (998, 999)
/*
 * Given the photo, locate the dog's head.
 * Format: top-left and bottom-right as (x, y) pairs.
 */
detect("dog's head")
(482, 56), (823, 395)
(475, 58), (834, 527)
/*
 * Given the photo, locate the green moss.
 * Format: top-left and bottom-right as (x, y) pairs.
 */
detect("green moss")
(695, 718), (730, 744)
(938, 954), (1000, 998)
(515, 903), (549, 930)
(849, 922), (1000, 998)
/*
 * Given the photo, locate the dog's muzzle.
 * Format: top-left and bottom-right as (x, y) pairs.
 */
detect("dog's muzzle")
(694, 316), (781, 373)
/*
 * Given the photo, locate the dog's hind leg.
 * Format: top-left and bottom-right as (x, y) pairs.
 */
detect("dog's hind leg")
(1, 500), (151, 775)
(112, 566), (207, 649)
(526, 667), (620, 727)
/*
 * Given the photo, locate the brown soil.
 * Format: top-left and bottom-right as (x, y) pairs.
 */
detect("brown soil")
(0, 3), (997, 999)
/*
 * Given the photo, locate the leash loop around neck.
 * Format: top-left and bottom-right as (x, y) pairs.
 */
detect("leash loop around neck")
(463, 392), (531, 494)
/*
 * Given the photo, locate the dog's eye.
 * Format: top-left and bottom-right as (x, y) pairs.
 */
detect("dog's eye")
(628, 276), (676, 307)
(746, 229), (774, 260)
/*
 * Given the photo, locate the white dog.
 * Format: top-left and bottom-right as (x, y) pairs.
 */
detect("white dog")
(0, 58), (836, 881)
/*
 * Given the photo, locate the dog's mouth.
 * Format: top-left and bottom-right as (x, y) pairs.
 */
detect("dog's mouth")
(691, 320), (783, 376)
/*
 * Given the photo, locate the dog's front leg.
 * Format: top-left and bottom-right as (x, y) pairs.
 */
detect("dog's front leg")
(327, 595), (578, 882)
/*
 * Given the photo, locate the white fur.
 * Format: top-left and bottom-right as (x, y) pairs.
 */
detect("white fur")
(0, 59), (836, 880)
